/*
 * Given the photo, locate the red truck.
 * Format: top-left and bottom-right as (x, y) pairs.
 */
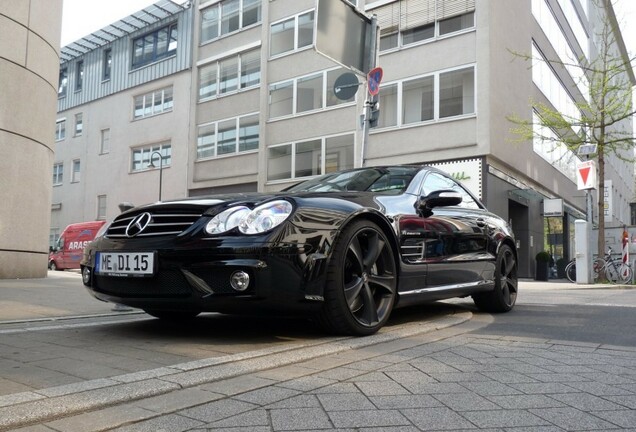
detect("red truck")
(49, 221), (106, 271)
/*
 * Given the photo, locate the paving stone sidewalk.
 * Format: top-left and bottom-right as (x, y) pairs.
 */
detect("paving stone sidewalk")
(5, 316), (636, 431)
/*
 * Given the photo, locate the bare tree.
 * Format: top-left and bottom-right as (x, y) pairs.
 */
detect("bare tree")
(509, 0), (635, 259)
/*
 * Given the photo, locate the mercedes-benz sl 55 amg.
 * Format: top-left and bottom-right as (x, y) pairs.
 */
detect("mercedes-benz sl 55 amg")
(81, 166), (517, 335)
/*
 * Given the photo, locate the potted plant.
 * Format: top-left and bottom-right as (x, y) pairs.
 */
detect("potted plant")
(535, 251), (551, 281)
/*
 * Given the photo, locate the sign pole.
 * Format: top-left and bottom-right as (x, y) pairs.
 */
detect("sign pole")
(360, 14), (377, 167)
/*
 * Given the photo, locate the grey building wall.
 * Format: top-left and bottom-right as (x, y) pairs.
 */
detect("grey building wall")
(50, 0), (634, 279)
(0, 0), (63, 278)
(51, 3), (194, 236)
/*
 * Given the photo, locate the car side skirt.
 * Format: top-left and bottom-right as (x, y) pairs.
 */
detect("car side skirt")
(395, 280), (495, 308)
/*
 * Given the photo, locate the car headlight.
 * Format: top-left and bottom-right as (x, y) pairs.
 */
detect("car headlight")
(205, 206), (250, 235)
(239, 200), (293, 234)
(205, 200), (293, 235)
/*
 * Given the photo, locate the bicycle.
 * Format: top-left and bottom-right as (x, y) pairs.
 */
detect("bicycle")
(599, 247), (633, 284)
(564, 255), (605, 283)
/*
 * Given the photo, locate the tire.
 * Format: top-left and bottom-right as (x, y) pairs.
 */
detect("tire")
(49, 261), (59, 271)
(618, 264), (633, 284)
(317, 220), (397, 336)
(144, 310), (200, 321)
(473, 244), (518, 313)
(605, 262), (622, 284)
(565, 261), (576, 283)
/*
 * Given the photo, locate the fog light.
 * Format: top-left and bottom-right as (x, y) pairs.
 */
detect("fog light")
(82, 267), (91, 285)
(230, 271), (250, 291)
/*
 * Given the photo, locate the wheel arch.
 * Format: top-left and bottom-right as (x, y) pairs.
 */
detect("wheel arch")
(499, 237), (518, 262)
(335, 210), (402, 279)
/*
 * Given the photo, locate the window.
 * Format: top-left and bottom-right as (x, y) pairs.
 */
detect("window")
(402, 22), (434, 45)
(403, 76), (434, 124)
(55, 119), (66, 141)
(97, 195), (107, 220)
(72, 159), (81, 183)
(268, 81), (293, 118)
(372, 66), (475, 129)
(269, 68), (356, 119)
(131, 142), (171, 172)
(75, 61), (84, 91)
(201, 0), (262, 43)
(239, 114), (259, 152)
(58, 68), (68, 97)
(240, 49), (260, 88)
(270, 11), (314, 57)
(197, 113), (259, 159)
(100, 128), (110, 154)
(221, 0), (240, 34)
(439, 68), (474, 118)
(377, 84), (398, 127)
(219, 57), (238, 94)
(198, 49), (260, 100)
(438, 12), (475, 36)
(267, 134), (354, 181)
(74, 113), (83, 136)
(103, 48), (112, 80)
(134, 86), (173, 119)
(53, 163), (63, 185)
(242, 0), (261, 27)
(297, 73), (323, 113)
(372, 0), (475, 52)
(131, 23), (177, 69)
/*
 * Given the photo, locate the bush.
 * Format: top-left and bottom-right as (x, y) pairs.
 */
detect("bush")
(535, 251), (551, 262)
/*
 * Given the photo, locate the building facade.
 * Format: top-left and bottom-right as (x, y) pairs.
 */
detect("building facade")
(52, 0), (635, 278)
(1, 0), (63, 278)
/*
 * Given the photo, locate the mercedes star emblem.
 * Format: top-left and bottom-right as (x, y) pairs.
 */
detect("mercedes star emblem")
(125, 212), (152, 237)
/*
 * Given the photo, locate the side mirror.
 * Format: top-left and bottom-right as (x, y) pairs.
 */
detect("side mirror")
(417, 190), (462, 217)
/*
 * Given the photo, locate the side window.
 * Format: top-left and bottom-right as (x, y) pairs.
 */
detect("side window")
(421, 172), (479, 209)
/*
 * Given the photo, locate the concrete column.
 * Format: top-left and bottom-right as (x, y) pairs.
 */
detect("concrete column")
(0, 0), (63, 278)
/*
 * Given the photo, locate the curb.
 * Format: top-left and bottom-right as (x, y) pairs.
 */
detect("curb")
(0, 311), (471, 430)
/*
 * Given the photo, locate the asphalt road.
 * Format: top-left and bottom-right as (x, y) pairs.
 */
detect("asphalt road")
(456, 284), (636, 346)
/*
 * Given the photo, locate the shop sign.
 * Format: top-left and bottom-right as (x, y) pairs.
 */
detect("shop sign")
(544, 198), (563, 217)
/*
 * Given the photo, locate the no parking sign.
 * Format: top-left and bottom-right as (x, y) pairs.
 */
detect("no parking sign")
(368, 67), (383, 96)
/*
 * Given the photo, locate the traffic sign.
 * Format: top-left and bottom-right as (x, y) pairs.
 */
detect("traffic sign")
(333, 72), (360, 100)
(368, 67), (383, 96)
(577, 160), (597, 190)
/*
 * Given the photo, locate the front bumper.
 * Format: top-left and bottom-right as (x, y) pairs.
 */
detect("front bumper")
(81, 239), (329, 314)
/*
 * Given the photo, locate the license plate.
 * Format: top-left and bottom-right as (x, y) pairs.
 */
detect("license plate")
(95, 252), (155, 277)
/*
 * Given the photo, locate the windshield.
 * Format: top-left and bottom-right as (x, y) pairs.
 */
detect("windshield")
(285, 167), (418, 194)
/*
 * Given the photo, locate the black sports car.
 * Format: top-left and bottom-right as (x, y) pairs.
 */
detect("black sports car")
(81, 165), (517, 335)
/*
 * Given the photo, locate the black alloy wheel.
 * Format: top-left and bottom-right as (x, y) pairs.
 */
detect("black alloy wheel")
(319, 220), (397, 335)
(473, 244), (518, 312)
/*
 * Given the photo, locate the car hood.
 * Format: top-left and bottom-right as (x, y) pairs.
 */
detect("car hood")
(120, 191), (382, 218)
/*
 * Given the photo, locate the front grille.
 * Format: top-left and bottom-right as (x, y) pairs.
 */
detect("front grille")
(93, 270), (192, 298)
(106, 209), (202, 238)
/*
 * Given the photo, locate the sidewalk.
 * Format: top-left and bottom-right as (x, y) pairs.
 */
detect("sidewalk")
(0, 270), (136, 323)
(0, 274), (634, 430)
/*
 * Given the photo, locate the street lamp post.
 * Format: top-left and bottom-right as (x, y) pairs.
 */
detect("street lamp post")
(148, 151), (163, 201)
